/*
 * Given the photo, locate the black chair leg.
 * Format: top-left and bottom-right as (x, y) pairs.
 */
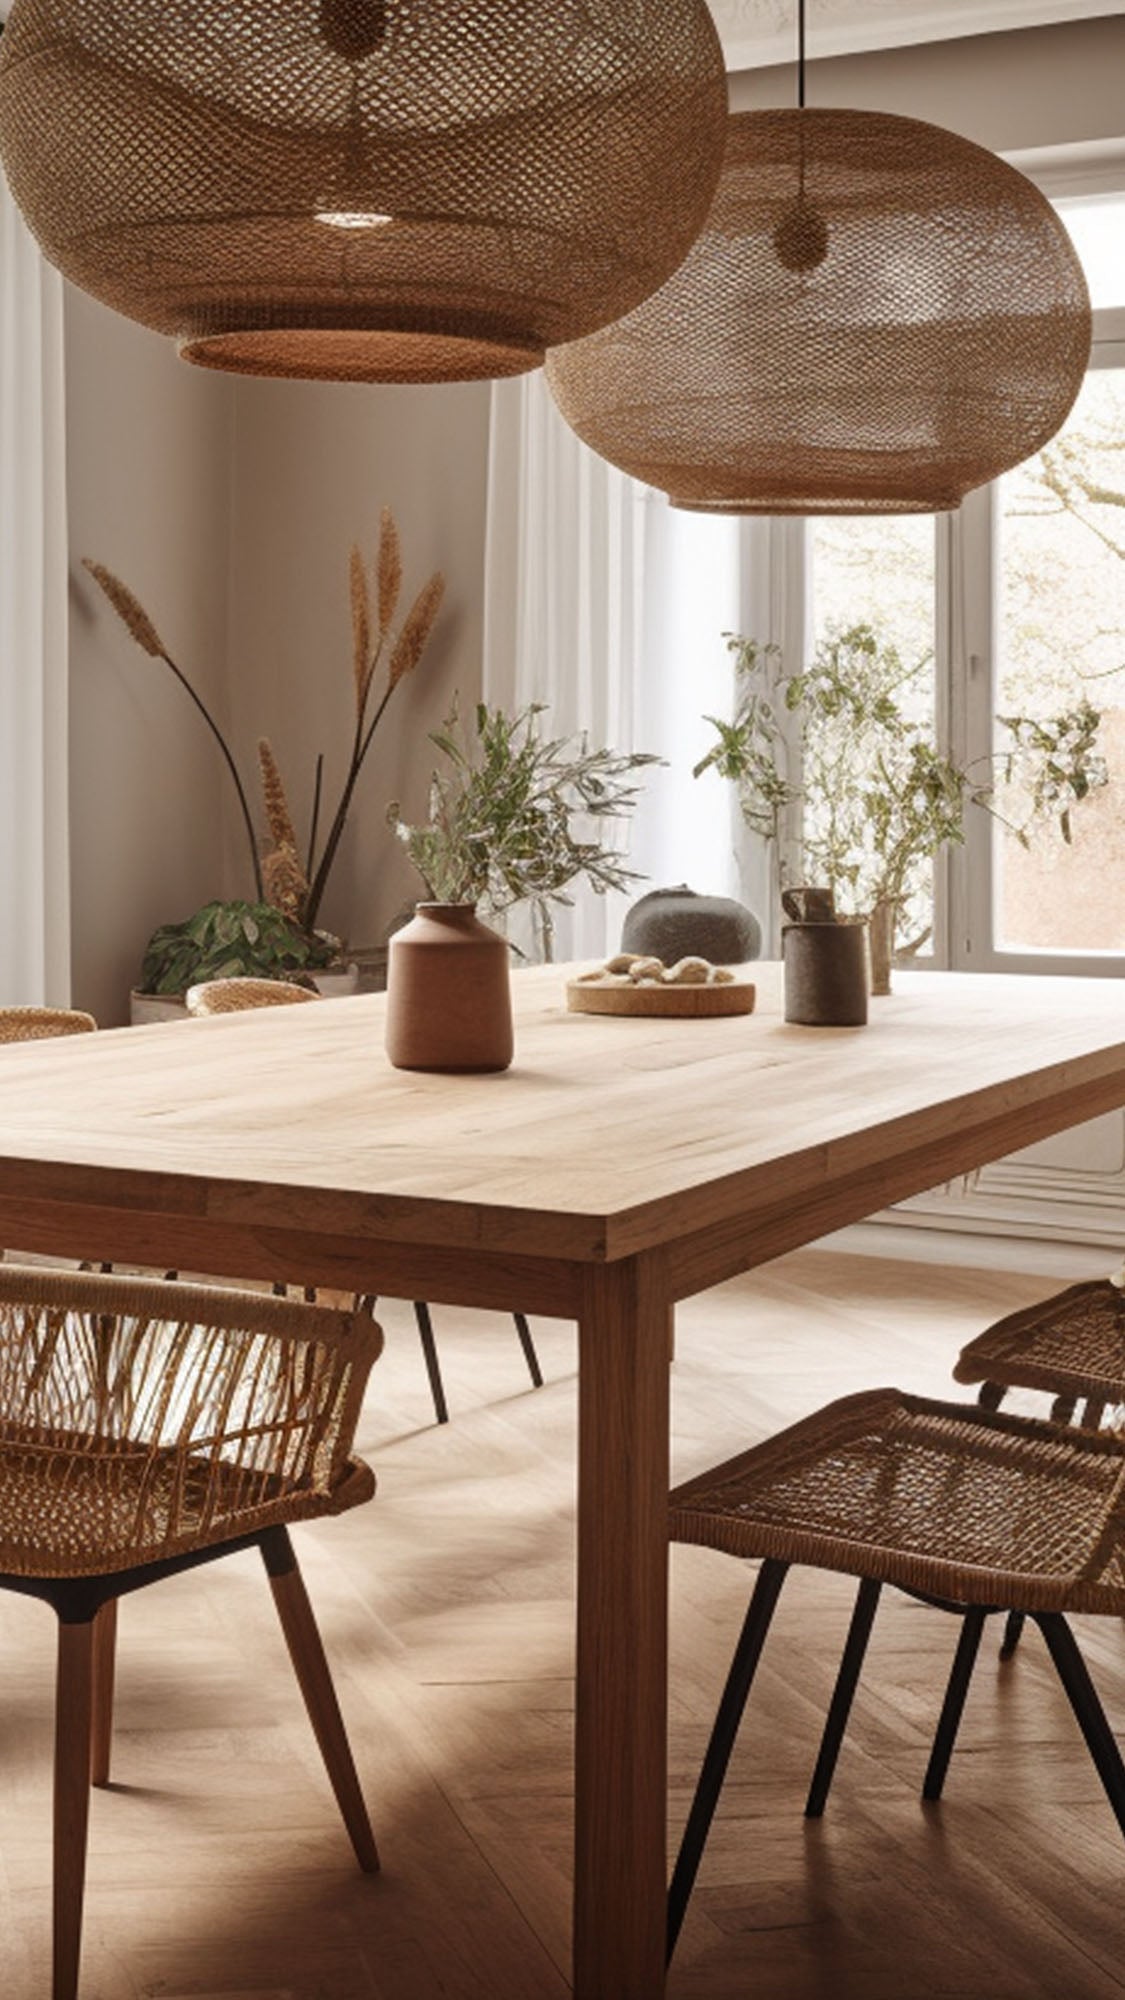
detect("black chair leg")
(999, 1610), (1026, 1660)
(923, 1606), (987, 1801)
(513, 1312), (544, 1389)
(413, 1300), (449, 1425)
(667, 1558), (789, 1964)
(1035, 1613), (1125, 1839)
(805, 1577), (882, 1818)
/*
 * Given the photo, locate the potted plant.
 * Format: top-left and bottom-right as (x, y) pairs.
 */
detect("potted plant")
(695, 621), (1107, 992)
(383, 700), (659, 1070)
(83, 509), (444, 1020)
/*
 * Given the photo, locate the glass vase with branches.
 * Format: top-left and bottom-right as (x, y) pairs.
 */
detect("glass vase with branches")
(695, 620), (1107, 985)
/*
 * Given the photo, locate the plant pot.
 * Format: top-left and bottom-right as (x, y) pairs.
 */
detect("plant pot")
(385, 903), (514, 1074)
(310, 963), (359, 998)
(129, 989), (188, 1025)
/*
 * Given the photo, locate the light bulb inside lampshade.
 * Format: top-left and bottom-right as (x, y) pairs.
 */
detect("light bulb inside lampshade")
(315, 210), (393, 231)
(0, 0), (729, 386)
(546, 107), (1091, 516)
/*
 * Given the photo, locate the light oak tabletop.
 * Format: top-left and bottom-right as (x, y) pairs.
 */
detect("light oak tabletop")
(0, 965), (1122, 1267)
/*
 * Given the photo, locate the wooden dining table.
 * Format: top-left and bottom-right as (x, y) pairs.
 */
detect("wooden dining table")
(0, 962), (1124, 1997)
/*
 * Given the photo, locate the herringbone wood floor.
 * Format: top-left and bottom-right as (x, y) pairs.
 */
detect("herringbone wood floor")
(1, 1232), (1122, 1999)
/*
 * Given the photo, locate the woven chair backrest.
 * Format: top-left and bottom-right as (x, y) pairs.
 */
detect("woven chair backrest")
(0, 1007), (97, 1042)
(185, 978), (321, 1016)
(0, 1265), (382, 1574)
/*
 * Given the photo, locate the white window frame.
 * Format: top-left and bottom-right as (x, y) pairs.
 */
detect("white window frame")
(945, 308), (1125, 976)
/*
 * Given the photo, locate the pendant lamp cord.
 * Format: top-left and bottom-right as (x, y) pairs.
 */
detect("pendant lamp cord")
(797, 0), (807, 108)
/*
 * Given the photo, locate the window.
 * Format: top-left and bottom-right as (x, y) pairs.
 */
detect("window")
(948, 185), (1125, 974)
(793, 185), (1125, 976)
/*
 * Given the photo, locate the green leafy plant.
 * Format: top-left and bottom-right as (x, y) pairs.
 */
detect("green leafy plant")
(84, 509), (445, 985)
(696, 621), (1107, 957)
(139, 901), (336, 997)
(388, 701), (661, 961)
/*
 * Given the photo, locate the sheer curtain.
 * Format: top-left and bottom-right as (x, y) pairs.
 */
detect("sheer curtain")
(483, 370), (753, 962)
(0, 170), (69, 1004)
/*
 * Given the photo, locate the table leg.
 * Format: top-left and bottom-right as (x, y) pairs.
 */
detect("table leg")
(574, 1253), (672, 2000)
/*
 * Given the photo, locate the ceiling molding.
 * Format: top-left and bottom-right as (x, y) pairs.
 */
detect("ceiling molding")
(711, 0), (1125, 71)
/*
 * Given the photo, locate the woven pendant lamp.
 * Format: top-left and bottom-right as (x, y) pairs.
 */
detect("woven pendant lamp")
(546, 11), (1091, 514)
(0, 0), (727, 386)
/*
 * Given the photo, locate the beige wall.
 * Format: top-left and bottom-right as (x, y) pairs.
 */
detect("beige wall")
(65, 289), (235, 1026)
(225, 376), (491, 951)
(64, 305), (489, 1016)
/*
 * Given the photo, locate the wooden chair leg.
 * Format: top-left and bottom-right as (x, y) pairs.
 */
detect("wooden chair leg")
(667, 1558), (789, 1964)
(90, 1600), (118, 1788)
(413, 1300), (450, 1425)
(260, 1529), (379, 1873)
(54, 1618), (96, 2000)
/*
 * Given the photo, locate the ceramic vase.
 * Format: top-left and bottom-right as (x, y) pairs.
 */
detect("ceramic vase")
(783, 920), (869, 1027)
(621, 883), (762, 965)
(385, 903), (514, 1073)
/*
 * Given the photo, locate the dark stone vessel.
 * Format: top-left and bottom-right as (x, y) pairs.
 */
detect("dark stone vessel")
(621, 885), (762, 965)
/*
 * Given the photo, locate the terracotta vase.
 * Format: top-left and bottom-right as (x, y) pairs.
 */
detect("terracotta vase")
(384, 903), (514, 1074)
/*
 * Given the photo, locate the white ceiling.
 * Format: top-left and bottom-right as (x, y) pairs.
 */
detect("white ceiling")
(711, 0), (1124, 69)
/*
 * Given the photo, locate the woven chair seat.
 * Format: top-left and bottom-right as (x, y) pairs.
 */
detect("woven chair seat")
(953, 1279), (1125, 1406)
(669, 1388), (1125, 1617)
(0, 1428), (373, 1578)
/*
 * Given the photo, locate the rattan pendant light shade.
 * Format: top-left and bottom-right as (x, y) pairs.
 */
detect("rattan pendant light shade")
(0, 0), (727, 385)
(546, 109), (1092, 514)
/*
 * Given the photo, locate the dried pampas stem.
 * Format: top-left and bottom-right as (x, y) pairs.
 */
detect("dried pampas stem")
(350, 545), (373, 717)
(83, 559), (165, 658)
(258, 739), (301, 860)
(263, 842), (310, 923)
(389, 573), (446, 689)
(84, 554), (264, 900)
(377, 506), (402, 639)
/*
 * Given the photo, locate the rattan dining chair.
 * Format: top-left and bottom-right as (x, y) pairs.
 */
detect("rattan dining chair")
(0, 1263), (382, 2000)
(666, 1387), (1125, 1962)
(185, 975), (320, 1013)
(954, 1275), (1125, 1657)
(0, 1006), (97, 1042)
(0, 1006), (99, 1273)
(185, 975), (544, 1424)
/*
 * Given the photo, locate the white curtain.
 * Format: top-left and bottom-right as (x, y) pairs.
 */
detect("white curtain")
(0, 171), (69, 1004)
(483, 370), (752, 963)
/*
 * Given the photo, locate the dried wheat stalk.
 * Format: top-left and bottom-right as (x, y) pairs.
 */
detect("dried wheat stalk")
(389, 573), (446, 688)
(83, 559), (165, 658)
(350, 545), (373, 717)
(258, 738), (301, 857)
(377, 506), (402, 639)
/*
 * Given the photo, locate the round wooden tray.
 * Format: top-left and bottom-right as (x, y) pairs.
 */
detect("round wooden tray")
(566, 976), (757, 1018)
